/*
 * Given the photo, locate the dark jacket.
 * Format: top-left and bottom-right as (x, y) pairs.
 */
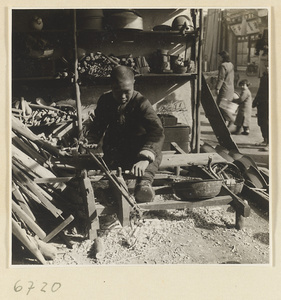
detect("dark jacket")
(89, 90), (164, 168)
(216, 61), (235, 102)
(252, 72), (269, 122)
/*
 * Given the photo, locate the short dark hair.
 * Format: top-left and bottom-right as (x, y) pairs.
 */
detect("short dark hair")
(239, 79), (250, 87)
(111, 65), (134, 83)
(218, 50), (230, 62)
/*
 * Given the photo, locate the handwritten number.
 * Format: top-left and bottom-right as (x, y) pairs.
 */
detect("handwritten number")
(41, 282), (47, 293)
(14, 280), (61, 294)
(14, 280), (23, 292)
(26, 281), (35, 295)
(51, 282), (61, 292)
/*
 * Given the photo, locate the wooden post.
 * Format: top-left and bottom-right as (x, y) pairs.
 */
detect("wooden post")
(111, 168), (131, 227)
(195, 9), (203, 153)
(235, 212), (244, 230)
(73, 10), (83, 140)
(79, 170), (99, 240)
(117, 182), (131, 227)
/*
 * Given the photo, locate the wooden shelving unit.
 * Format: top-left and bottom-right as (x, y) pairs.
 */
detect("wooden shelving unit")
(12, 9), (203, 151)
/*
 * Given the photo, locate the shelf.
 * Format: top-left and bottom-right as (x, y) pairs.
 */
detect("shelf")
(135, 73), (197, 77)
(77, 72), (196, 86)
(12, 77), (73, 83)
(77, 29), (198, 43)
(12, 29), (71, 34)
(78, 29), (197, 36)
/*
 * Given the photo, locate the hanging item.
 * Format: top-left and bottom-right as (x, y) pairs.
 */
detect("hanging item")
(76, 9), (104, 30)
(153, 25), (172, 31)
(104, 9), (143, 31)
(172, 15), (193, 33)
(30, 16), (44, 31)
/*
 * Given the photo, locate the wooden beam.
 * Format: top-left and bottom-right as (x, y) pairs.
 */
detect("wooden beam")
(242, 185), (269, 211)
(34, 177), (74, 184)
(12, 201), (46, 240)
(12, 164), (63, 218)
(12, 115), (61, 157)
(12, 132), (46, 165)
(138, 195), (233, 210)
(43, 215), (74, 243)
(12, 145), (55, 179)
(160, 153), (226, 169)
(170, 142), (186, 154)
(12, 181), (36, 221)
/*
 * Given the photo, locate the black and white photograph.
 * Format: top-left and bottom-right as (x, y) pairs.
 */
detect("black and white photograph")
(10, 7), (270, 267)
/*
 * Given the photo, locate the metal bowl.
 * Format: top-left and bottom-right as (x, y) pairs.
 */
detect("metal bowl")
(172, 179), (223, 201)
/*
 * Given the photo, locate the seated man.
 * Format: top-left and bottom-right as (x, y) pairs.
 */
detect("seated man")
(85, 65), (165, 202)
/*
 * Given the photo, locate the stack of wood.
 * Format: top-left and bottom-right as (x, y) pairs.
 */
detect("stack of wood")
(12, 98), (76, 129)
(11, 115), (79, 265)
(78, 51), (140, 78)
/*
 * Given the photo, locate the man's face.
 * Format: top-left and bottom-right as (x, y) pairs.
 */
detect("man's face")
(112, 78), (134, 105)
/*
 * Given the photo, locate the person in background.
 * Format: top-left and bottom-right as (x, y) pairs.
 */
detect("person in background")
(216, 50), (235, 127)
(232, 79), (252, 135)
(85, 65), (165, 203)
(252, 68), (269, 151)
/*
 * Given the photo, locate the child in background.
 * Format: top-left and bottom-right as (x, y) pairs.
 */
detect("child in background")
(232, 79), (252, 135)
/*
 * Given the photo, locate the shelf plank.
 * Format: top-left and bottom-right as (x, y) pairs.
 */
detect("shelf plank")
(136, 73), (197, 77)
(138, 195), (233, 210)
(13, 73), (196, 82)
(12, 77), (72, 82)
(77, 29), (196, 37)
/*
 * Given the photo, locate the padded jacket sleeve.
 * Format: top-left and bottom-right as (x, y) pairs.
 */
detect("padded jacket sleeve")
(138, 98), (165, 157)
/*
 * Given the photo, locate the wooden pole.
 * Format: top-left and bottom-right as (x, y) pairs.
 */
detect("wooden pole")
(73, 10), (83, 140)
(195, 9), (203, 153)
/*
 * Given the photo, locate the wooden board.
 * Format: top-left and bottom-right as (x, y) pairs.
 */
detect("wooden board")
(201, 74), (239, 151)
(138, 195), (233, 210)
(159, 152), (226, 169)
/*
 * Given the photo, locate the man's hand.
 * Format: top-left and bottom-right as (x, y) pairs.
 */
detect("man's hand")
(131, 160), (149, 177)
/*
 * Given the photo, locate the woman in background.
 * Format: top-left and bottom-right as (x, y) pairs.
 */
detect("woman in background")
(216, 50), (235, 127)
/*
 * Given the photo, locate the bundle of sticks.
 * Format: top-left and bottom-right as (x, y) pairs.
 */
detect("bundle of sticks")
(12, 99), (76, 128)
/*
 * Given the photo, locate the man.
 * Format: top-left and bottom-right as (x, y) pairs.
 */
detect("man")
(86, 65), (165, 202)
(252, 68), (269, 151)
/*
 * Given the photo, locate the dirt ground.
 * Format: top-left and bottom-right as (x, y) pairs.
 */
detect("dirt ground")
(12, 192), (269, 266)
(46, 196), (268, 265)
